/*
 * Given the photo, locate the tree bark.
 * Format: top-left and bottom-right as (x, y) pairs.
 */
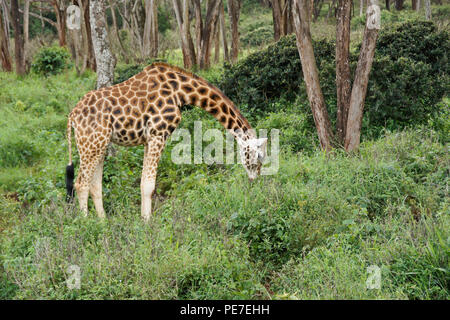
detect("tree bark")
(108, 0), (129, 63)
(0, 4), (12, 72)
(11, 0), (26, 75)
(172, 0), (196, 68)
(424, 0), (431, 20)
(213, 15), (220, 63)
(271, 0), (293, 41)
(272, 0), (283, 41)
(90, 0), (114, 88)
(385, 0), (390, 10)
(344, 2), (379, 152)
(78, 0), (96, 71)
(23, 0), (30, 67)
(193, 0), (203, 62)
(292, 0), (334, 151)
(336, 0), (352, 144)
(53, 0), (67, 47)
(395, 0), (404, 10)
(143, 0), (159, 58)
(199, 0), (221, 69)
(219, 0), (229, 63)
(227, 0), (240, 63)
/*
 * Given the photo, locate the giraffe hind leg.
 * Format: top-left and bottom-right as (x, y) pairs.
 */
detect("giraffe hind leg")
(74, 142), (108, 217)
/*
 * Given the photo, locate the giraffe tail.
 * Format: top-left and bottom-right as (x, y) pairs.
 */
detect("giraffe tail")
(66, 114), (75, 203)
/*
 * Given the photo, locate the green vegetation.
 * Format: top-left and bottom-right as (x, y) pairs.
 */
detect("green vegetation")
(0, 4), (449, 300)
(31, 46), (72, 76)
(220, 21), (449, 132)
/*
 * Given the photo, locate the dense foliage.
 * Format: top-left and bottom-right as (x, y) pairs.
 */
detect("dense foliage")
(220, 21), (449, 129)
(31, 46), (72, 76)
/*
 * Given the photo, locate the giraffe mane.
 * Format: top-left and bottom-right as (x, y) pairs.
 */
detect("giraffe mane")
(146, 62), (252, 131)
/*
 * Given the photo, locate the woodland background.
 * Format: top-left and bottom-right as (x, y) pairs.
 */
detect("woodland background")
(0, 0), (449, 299)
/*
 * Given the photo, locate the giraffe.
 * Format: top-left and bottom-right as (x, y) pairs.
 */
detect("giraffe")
(66, 62), (267, 221)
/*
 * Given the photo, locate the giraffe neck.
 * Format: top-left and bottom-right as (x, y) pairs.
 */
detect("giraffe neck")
(183, 85), (253, 140)
(149, 64), (254, 141)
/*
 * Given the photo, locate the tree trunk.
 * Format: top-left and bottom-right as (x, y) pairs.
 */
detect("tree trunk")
(395, 0), (404, 10)
(109, 0), (129, 63)
(11, 0), (26, 75)
(90, 0), (114, 88)
(272, 0), (282, 41)
(424, 0), (431, 20)
(130, 0), (145, 59)
(344, 2), (379, 152)
(143, 0), (159, 58)
(194, 0), (203, 63)
(271, 0), (293, 41)
(53, 0), (67, 47)
(385, 0), (390, 10)
(292, 0), (334, 151)
(336, 0), (352, 144)
(214, 16), (220, 63)
(0, 2), (12, 72)
(227, 0), (240, 63)
(219, 0), (229, 63)
(23, 0), (30, 68)
(411, 0), (417, 10)
(79, 0), (96, 71)
(199, 0), (221, 69)
(172, 0), (196, 68)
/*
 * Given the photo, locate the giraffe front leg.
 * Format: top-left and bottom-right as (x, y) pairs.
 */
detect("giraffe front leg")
(141, 175), (156, 222)
(90, 160), (105, 218)
(141, 136), (165, 222)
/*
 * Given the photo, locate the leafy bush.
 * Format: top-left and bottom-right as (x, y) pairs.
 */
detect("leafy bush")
(31, 46), (71, 76)
(375, 21), (449, 75)
(241, 25), (274, 47)
(255, 107), (317, 153)
(220, 35), (335, 117)
(220, 21), (449, 130)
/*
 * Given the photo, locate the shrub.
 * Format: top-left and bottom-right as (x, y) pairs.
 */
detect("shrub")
(31, 46), (71, 76)
(375, 21), (449, 75)
(219, 35), (335, 117)
(256, 108), (317, 153)
(241, 25), (274, 47)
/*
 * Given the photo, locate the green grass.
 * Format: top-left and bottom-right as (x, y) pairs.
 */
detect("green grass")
(1, 113), (448, 298)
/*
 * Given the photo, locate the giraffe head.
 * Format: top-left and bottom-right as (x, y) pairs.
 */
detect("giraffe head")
(237, 137), (268, 182)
